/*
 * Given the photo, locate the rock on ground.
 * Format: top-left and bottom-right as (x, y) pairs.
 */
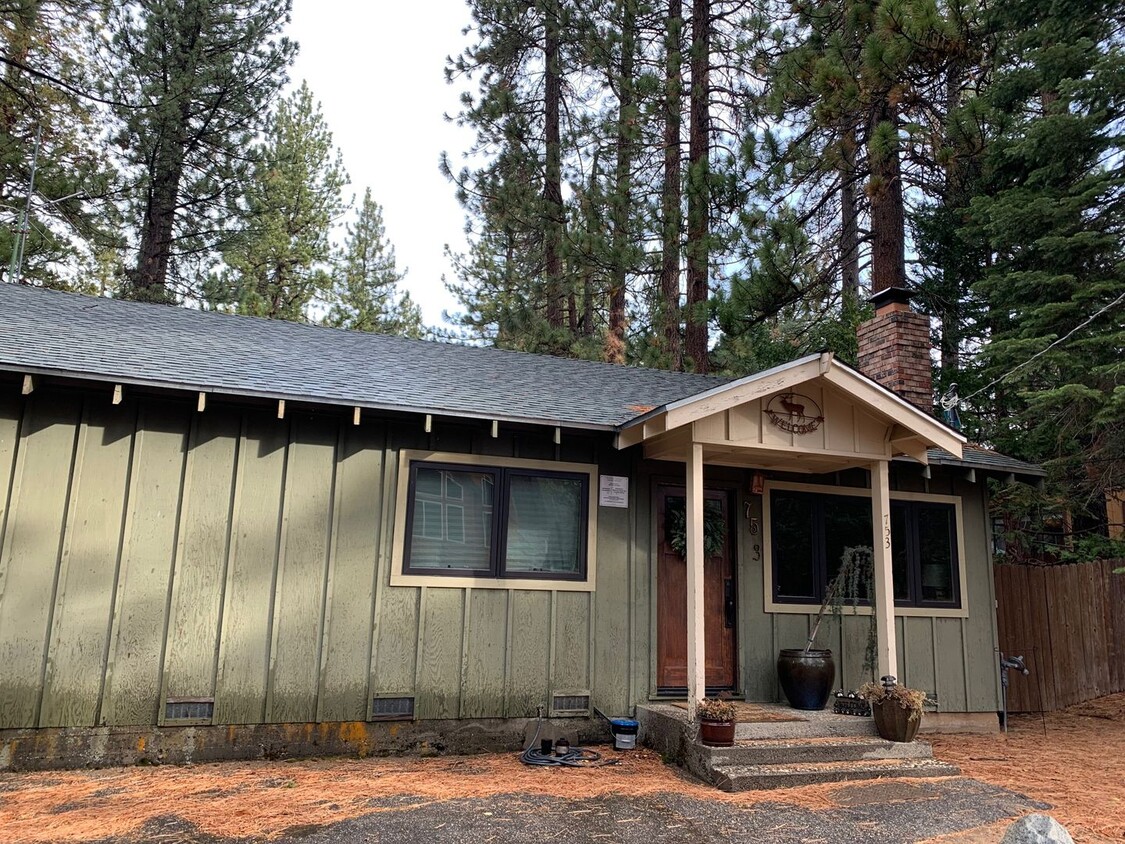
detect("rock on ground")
(1000, 814), (1075, 844)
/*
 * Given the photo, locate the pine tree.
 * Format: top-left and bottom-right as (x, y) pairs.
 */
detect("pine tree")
(110, 0), (295, 302)
(213, 82), (348, 321)
(0, 1), (116, 288)
(443, 0), (592, 354)
(966, 0), (1125, 513)
(326, 188), (422, 338)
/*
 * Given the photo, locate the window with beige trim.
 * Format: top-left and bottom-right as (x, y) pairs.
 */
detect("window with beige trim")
(393, 451), (599, 591)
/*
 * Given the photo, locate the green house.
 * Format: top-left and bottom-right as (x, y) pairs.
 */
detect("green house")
(0, 284), (1041, 768)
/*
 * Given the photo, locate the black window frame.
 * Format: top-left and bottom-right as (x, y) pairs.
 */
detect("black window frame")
(402, 460), (590, 582)
(769, 489), (961, 610)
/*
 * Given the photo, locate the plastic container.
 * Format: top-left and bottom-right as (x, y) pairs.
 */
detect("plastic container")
(609, 718), (639, 751)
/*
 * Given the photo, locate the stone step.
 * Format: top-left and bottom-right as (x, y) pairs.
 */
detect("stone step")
(703, 736), (935, 767)
(735, 715), (877, 740)
(710, 757), (962, 792)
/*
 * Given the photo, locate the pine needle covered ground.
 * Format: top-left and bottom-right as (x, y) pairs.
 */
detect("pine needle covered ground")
(0, 695), (1120, 843)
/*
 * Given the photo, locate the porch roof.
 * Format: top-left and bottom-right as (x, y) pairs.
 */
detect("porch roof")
(616, 352), (966, 469)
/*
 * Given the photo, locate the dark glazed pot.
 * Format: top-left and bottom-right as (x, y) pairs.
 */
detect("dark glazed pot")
(777, 648), (836, 710)
(699, 719), (736, 747)
(871, 700), (921, 742)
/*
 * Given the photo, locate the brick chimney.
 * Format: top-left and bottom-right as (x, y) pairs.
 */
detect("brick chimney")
(856, 287), (933, 413)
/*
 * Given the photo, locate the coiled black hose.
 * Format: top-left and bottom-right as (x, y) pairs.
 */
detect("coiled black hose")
(519, 713), (618, 768)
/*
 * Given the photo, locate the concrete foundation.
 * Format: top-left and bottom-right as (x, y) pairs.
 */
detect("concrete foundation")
(0, 717), (609, 772)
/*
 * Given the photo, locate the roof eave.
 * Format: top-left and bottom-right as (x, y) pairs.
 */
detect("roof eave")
(0, 362), (619, 434)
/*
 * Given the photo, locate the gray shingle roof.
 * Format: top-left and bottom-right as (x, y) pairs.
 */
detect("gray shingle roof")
(926, 444), (1046, 478)
(0, 284), (727, 429)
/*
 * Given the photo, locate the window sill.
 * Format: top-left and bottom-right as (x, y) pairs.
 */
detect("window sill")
(763, 598), (968, 619)
(390, 571), (596, 592)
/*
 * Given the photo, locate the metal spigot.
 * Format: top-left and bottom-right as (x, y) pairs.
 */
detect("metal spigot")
(999, 654), (1030, 733)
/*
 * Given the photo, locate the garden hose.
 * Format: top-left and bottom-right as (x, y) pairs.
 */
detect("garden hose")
(519, 711), (618, 768)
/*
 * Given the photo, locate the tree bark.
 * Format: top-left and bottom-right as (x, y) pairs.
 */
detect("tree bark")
(867, 99), (906, 294)
(839, 128), (861, 304)
(129, 0), (204, 302)
(661, 0), (684, 371)
(684, 0), (709, 373)
(542, 0), (566, 332)
(605, 0), (637, 365)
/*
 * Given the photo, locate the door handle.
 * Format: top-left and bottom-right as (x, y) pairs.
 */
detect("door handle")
(724, 578), (735, 628)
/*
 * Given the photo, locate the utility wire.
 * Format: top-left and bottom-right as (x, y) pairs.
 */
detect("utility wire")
(959, 288), (1125, 407)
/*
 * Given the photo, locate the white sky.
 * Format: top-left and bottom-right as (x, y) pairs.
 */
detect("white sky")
(288, 0), (476, 327)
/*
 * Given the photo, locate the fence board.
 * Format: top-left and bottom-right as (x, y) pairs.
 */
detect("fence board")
(996, 561), (1125, 712)
(1024, 565), (1054, 712)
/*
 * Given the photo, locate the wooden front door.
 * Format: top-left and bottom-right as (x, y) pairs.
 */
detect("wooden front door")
(656, 485), (737, 693)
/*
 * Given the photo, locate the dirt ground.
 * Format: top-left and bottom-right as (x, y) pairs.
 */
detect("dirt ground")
(928, 693), (1125, 843)
(0, 694), (1121, 843)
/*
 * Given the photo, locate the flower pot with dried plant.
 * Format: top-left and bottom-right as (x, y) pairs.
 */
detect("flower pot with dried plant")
(696, 697), (736, 747)
(860, 676), (927, 742)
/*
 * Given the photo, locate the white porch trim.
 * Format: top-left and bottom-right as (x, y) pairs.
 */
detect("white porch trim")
(870, 460), (898, 680)
(685, 442), (705, 721)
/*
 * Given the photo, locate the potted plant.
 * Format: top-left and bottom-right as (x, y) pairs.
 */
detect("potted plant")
(697, 696), (737, 747)
(777, 546), (877, 710)
(860, 676), (927, 742)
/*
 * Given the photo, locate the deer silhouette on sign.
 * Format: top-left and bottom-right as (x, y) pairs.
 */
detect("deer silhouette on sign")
(765, 392), (825, 434)
(778, 394), (805, 417)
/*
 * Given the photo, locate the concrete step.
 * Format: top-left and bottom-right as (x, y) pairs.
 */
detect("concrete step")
(735, 715), (876, 740)
(703, 736), (935, 767)
(711, 757), (962, 792)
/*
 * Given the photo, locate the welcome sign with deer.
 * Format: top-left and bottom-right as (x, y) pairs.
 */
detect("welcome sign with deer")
(765, 392), (825, 435)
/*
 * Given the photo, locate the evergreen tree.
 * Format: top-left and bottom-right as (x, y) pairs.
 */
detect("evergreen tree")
(965, 0), (1125, 513)
(326, 188), (422, 338)
(0, 0), (116, 288)
(109, 0), (295, 302)
(213, 82), (348, 321)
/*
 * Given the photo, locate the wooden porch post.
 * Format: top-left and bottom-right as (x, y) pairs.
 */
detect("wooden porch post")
(686, 442), (706, 720)
(870, 460), (898, 679)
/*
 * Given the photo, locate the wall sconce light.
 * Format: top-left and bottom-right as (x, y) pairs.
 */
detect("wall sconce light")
(750, 471), (765, 495)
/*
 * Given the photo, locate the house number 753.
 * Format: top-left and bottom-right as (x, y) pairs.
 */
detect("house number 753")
(883, 514), (891, 549)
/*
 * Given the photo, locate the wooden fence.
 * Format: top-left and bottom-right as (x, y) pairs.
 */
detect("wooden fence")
(994, 560), (1125, 713)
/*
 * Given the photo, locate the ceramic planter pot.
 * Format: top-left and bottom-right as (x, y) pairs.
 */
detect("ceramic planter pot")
(777, 648), (835, 710)
(699, 718), (735, 747)
(871, 699), (921, 742)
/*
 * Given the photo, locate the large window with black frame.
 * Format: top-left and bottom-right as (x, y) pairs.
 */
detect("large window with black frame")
(770, 489), (960, 609)
(403, 461), (589, 581)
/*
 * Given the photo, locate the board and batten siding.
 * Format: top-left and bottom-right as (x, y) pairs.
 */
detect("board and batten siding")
(0, 388), (635, 729)
(736, 470), (1000, 711)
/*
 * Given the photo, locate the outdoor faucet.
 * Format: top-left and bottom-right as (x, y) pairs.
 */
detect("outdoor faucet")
(998, 654), (1030, 733)
(999, 654), (1029, 686)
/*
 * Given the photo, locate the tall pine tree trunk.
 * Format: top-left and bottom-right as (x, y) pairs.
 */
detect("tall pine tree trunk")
(684, 0), (709, 372)
(542, 0), (565, 332)
(867, 99), (906, 293)
(130, 0), (204, 302)
(132, 139), (186, 300)
(938, 59), (966, 379)
(661, 0), (683, 370)
(605, 0), (637, 365)
(839, 127), (860, 303)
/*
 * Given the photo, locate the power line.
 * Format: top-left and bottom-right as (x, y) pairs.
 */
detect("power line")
(959, 288), (1125, 407)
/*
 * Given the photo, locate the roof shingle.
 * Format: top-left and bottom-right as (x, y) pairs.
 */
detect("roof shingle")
(0, 284), (726, 429)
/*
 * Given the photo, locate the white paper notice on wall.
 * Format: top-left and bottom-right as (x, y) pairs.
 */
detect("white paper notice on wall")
(599, 475), (629, 508)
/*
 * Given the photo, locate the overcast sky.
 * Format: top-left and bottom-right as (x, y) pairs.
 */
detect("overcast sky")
(288, 0), (476, 327)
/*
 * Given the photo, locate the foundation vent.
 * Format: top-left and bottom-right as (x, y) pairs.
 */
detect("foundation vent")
(370, 696), (415, 720)
(164, 698), (214, 722)
(550, 693), (591, 717)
